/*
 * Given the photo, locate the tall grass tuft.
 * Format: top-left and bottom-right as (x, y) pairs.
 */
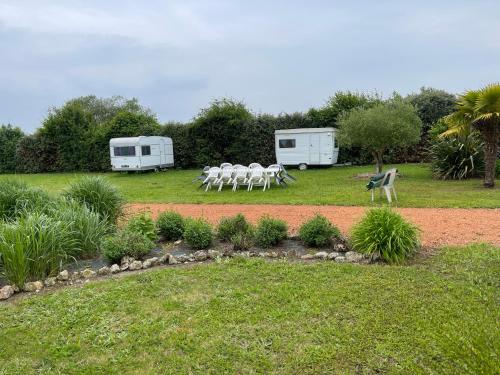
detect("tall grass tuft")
(0, 212), (75, 286)
(0, 179), (53, 221)
(350, 207), (420, 264)
(63, 176), (124, 225)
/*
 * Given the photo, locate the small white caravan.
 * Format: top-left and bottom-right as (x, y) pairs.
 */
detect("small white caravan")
(109, 136), (174, 171)
(274, 127), (339, 170)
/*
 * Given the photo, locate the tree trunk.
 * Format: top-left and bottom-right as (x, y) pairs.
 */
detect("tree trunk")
(372, 151), (384, 174)
(480, 125), (499, 188)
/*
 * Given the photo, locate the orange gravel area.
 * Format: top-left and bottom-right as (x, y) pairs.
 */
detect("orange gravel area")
(127, 203), (500, 248)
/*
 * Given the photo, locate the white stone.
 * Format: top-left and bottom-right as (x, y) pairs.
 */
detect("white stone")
(345, 251), (364, 263)
(314, 251), (329, 259)
(24, 281), (43, 292)
(0, 285), (15, 300)
(334, 243), (347, 252)
(335, 256), (347, 263)
(258, 252), (269, 258)
(97, 266), (111, 276)
(207, 250), (221, 259)
(121, 256), (135, 266)
(194, 251), (208, 261)
(300, 254), (315, 260)
(142, 257), (158, 269)
(57, 270), (69, 281)
(176, 255), (190, 263)
(174, 240), (182, 245)
(129, 260), (143, 271)
(159, 254), (169, 264)
(168, 254), (178, 264)
(120, 263), (129, 271)
(110, 264), (121, 273)
(81, 269), (96, 279)
(44, 277), (57, 287)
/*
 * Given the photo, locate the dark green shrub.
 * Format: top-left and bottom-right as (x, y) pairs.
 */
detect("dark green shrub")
(102, 229), (154, 264)
(350, 208), (420, 264)
(217, 214), (252, 242)
(156, 211), (184, 240)
(255, 216), (288, 248)
(0, 212), (75, 286)
(0, 179), (53, 221)
(184, 218), (213, 250)
(63, 176), (124, 224)
(299, 214), (340, 247)
(126, 212), (157, 241)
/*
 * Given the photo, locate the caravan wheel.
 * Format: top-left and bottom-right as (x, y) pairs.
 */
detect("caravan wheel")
(298, 163), (307, 170)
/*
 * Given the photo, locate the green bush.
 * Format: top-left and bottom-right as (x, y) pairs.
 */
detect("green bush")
(0, 212), (75, 286)
(299, 214), (340, 247)
(126, 212), (157, 241)
(230, 232), (254, 251)
(350, 207), (420, 264)
(156, 211), (184, 240)
(217, 214), (253, 242)
(255, 216), (288, 248)
(102, 229), (154, 264)
(0, 179), (53, 221)
(63, 176), (124, 224)
(49, 199), (110, 258)
(184, 218), (213, 250)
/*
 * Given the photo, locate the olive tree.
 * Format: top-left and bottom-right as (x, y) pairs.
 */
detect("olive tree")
(338, 99), (422, 173)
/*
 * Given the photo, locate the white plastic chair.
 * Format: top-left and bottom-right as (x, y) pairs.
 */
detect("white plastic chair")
(371, 168), (398, 203)
(248, 163), (263, 169)
(215, 166), (234, 191)
(220, 162), (232, 169)
(203, 167), (221, 191)
(247, 167), (266, 191)
(232, 167), (250, 191)
(266, 164), (282, 188)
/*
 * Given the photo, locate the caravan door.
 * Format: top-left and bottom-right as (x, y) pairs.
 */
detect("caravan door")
(309, 134), (320, 164)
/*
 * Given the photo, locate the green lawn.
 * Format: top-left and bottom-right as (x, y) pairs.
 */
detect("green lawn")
(1, 164), (499, 208)
(0, 245), (498, 374)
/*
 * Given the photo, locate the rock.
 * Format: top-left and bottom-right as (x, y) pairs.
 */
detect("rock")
(168, 254), (179, 264)
(300, 254), (315, 260)
(174, 240), (182, 245)
(12, 285), (20, 293)
(159, 254), (169, 264)
(334, 243), (347, 252)
(142, 257), (159, 269)
(194, 251), (208, 261)
(371, 252), (381, 262)
(314, 251), (329, 259)
(57, 270), (69, 281)
(335, 256), (347, 263)
(345, 251), (364, 263)
(24, 281), (43, 292)
(44, 277), (57, 287)
(97, 266), (111, 276)
(72, 271), (81, 280)
(176, 255), (190, 263)
(110, 264), (121, 273)
(129, 260), (143, 271)
(327, 251), (341, 260)
(121, 256), (135, 266)
(81, 269), (96, 279)
(0, 285), (15, 300)
(207, 249), (221, 259)
(268, 252), (279, 258)
(120, 263), (129, 271)
(258, 252), (269, 258)
(234, 251), (250, 258)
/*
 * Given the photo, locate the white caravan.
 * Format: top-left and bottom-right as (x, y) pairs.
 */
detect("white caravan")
(109, 136), (174, 171)
(274, 127), (339, 170)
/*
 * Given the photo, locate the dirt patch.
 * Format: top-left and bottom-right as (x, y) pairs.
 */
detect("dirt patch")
(127, 203), (500, 248)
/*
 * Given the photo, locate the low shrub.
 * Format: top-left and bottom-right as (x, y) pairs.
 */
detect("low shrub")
(217, 214), (253, 242)
(126, 212), (157, 242)
(299, 214), (340, 247)
(0, 212), (75, 286)
(350, 207), (419, 264)
(230, 232), (254, 251)
(102, 229), (155, 264)
(63, 176), (124, 224)
(49, 199), (110, 258)
(184, 218), (213, 250)
(255, 216), (288, 248)
(0, 179), (53, 221)
(156, 211), (184, 240)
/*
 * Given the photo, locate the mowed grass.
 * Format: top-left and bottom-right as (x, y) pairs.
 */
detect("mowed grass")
(0, 245), (498, 374)
(1, 164), (499, 208)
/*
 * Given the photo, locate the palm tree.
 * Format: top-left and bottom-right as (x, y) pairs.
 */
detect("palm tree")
(443, 84), (500, 187)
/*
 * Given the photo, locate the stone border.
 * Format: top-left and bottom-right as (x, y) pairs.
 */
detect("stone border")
(0, 248), (372, 302)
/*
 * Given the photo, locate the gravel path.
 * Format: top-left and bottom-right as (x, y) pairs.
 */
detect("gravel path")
(127, 204), (500, 247)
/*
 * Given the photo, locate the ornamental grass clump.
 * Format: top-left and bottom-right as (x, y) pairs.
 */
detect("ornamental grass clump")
(156, 211), (185, 240)
(350, 207), (420, 264)
(63, 176), (124, 225)
(255, 216), (288, 248)
(0, 179), (53, 221)
(299, 214), (341, 247)
(126, 212), (157, 242)
(184, 218), (213, 250)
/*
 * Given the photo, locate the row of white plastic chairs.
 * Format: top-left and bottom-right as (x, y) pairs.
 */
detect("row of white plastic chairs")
(196, 163), (291, 192)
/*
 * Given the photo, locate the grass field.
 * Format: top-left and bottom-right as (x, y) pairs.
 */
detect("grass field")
(0, 244), (498, 374)
(1, 164), (498, 208)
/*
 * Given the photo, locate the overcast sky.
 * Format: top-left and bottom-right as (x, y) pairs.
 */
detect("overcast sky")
(1, 0), (499, 132)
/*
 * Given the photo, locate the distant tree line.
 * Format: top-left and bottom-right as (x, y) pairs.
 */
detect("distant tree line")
(0, 88), (456, 173)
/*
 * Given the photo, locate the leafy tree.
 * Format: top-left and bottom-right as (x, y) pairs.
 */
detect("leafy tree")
(0, 124), (24, 173)
(406, 87), (456, 132)
(338, 98), (422, 172)
(443, 84), (500, 187)
(189, 99), (253, 166)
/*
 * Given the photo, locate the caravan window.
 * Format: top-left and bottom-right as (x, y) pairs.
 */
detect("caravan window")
(141, 145), (151, 156)
(114, 146), (136, 156)
(334, 137), (338, 148)
(279, 139), (296, 148)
